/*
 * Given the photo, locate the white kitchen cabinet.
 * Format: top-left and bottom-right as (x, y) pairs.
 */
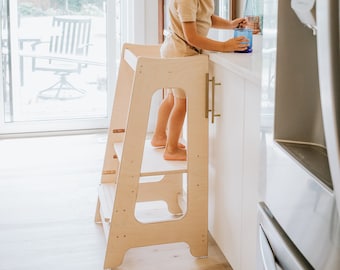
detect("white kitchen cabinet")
(207, 40), (262, 270)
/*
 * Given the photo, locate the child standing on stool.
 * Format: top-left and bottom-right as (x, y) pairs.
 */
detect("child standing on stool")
(151, 0), (249, 161)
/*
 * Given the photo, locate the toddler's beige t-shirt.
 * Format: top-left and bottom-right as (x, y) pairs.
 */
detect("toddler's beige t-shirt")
(161, 0), (214, 57)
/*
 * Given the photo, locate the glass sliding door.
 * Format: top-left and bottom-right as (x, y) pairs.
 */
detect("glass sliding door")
(0, 0), (119, 135)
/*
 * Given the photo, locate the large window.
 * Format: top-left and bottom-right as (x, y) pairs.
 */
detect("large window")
(0, 0), (128, 135)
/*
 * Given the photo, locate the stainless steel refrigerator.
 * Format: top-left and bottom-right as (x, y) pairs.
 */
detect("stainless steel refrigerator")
(257, 0), (340, 269)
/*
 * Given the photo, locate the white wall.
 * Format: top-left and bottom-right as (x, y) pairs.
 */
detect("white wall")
(237, 0), (246, 17)
(132, 0), (161, 133)
(133, 0), (159, 44)
(145, 0), (159, 44)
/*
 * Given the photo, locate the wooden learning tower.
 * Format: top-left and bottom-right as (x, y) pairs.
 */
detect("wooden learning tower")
(95, 43), (209, 269)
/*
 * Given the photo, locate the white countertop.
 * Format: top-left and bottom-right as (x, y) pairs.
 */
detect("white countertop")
(205, 30), (262, 85)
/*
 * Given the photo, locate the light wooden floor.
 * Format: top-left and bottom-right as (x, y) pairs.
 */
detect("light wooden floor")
(0, 134), (232, 270)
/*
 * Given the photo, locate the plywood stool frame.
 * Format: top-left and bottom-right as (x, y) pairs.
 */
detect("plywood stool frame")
(95, 43), (209, 269)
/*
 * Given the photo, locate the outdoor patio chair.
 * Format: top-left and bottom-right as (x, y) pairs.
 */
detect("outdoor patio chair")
(31, 16), (92, 100)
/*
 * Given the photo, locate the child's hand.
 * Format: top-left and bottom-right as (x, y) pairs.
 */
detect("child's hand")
(223, 36), (249, 52)
(232, 18), (247, 29)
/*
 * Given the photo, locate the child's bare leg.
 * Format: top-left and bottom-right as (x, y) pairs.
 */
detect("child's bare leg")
(151, 92), (185, 148)
(164, 97), (187, 161)
(151, 92), (174, 147)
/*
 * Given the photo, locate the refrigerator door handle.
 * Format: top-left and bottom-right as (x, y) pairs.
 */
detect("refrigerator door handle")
(258, 202), (314, 270)
(259, 225), (279, 270)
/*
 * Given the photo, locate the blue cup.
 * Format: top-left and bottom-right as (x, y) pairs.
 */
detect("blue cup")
(234, 28), (253, 53)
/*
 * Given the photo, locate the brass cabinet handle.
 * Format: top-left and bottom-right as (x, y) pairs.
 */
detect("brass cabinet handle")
(205, 74), (221, 123)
